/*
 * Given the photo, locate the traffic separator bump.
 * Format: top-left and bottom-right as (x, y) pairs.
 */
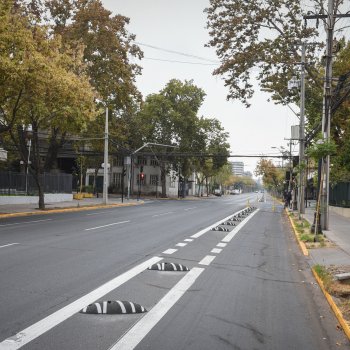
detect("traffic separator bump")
(211, 226), (230, 232)
(221, 221), (236, 226)
(81, 300), (146, 314)
(148, 262), (189, 271)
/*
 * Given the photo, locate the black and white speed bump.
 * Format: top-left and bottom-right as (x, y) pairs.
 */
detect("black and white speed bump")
(80, 300), (146, 314)
(211, 226), (230, 232)
(221, 221), (236, 226)
(148, 262), (189, 271)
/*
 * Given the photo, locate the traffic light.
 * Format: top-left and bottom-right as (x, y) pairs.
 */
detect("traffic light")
(140, 165), (144, 173)
(140, 173), (145, 181)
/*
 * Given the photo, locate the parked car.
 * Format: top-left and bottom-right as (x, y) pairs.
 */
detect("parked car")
(214, 189), (222, 196)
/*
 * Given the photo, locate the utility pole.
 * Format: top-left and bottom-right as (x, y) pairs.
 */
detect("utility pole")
(304, 0), (350, 230)
(298, 43), (306, 219)
(103, 107), (109, 205)
(320, 0), (334, 230)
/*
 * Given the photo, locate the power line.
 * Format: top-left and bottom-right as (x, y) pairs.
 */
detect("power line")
(133, 41), (220, 64)
(144, 57), (219, 66)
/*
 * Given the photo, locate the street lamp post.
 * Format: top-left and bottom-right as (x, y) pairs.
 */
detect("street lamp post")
(103, 107), (109, 205)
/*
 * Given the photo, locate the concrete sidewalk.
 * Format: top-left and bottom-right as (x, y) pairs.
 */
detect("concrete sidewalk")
(302, 201), (350, 265)
(0, 196), (144, 217)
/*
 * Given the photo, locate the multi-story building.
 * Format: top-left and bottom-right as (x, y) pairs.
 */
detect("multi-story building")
(85, 155), (199, 197)
(231, 161), (244, 176)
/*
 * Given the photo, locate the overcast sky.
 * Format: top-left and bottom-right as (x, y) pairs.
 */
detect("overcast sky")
(102, 0), (301, 174)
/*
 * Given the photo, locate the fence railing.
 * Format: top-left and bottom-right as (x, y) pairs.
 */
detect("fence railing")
(330, 182), (350, 208)
(0, 171), (72, 195)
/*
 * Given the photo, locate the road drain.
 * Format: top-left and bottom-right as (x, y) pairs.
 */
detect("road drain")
(148, 262), (189, 271)
(81, 300), (146, 314)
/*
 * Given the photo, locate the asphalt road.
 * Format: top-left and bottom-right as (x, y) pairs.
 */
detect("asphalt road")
(0, 194), (348, 349)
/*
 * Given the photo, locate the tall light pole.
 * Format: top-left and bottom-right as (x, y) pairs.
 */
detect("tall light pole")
(103, 107), (109, 205)
(298, 43), (306, 218)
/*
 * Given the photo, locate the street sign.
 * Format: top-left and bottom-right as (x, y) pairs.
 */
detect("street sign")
(0, 148), (7, 161)
(291, 125), (300, 140)
(125, 156), (131, 165)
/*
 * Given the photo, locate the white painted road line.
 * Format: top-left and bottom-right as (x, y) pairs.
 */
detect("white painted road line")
(176, 243), (187, 247)
(0, 256), (163, 350)
(191, 208), (247, 238)
(110, 267), (204, 350)
(184, 239), (193, 242)
(85, 220), (130, 231)
(198, 255), (216, 266)
(222, 209), (260, 243)
(0, 219), (52, 227)
(85, 211), (112, 216)
(152, 212), (173, 217)
(211, 248), (222, 254)
(0, 243), (19, 249)
(217, 243), (227, 248)
(162, 248), (177, 255)
(184, 207), (197, 211)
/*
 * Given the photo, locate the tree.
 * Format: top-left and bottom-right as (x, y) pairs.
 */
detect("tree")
(1, 2), (96, 209)
(205, 0), (321, 106)
(138, 79), (230, 197)
(255, 159), (284, 194)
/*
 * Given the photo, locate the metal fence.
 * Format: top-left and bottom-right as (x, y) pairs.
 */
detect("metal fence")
(0, 171), (72, 195)
(329, 182), (350, 208)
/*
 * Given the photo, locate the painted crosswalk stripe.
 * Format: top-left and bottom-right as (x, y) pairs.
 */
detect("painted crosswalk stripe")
(211, 248), (222, 254)
(217, 243), (227, 248)
(176, 243), (187, 247)
(199, 255), (216, 266)
(184, 239), (193, 242)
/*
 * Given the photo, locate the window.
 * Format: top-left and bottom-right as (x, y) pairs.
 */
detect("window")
(150, 157), (159, 166)
(113, 156), (123, 167)
(137, 156), (147, 165)
(113, 173), (122, 187)
(150, 175), (159, 185)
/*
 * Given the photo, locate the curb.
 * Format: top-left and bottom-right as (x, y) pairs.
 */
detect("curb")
(285, 208), (309, 256)
(0, 201), (143, 219)
(312, 268), (350, 340)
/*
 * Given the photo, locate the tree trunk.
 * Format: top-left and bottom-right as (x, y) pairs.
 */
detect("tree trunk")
(160, 163), (167, 198)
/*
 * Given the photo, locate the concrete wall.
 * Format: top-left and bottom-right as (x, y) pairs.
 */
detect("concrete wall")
(0, 193), (73, 205)
(330, 205), (350, 218)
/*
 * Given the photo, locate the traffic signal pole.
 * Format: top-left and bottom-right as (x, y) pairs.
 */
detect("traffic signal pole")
(103, 107), (109, 205)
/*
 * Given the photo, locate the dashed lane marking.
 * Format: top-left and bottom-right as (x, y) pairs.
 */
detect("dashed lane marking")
(0, 256), (163, 350)
(184, 239), (193, 242)
(110, 267), (204, 350)
(222, 209), (260, 243)
(0, 243), (19, 249)
(152, 212), (173, 217)
(211, 248), (222, 254)
(190, 208), (247, 238)
(0, 219), (52, 227)
(198, 255), (216, 266)
(217, 243), (227, 248)
(184, 207), (197, 211)
(175, 243), (187, 247)
(85, 220), (130, 231)
(162, 248), (178, 255)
